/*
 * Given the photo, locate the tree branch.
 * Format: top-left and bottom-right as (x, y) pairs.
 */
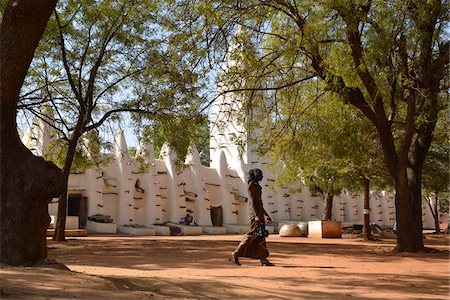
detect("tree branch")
(84, 108), (158, 132)
(86, 3), (129, 108)
(268, 0), (306, 31)
(18, 79), (66, 101)
(50, 98), (71, 135)
(28, 106), (69, 142)
(401, 89), (416, 159)
(221, 74), (317, 94)
(243, 23), (287, 41)
(423, 41), (449, 90)
(54, 9), (83, 103)
(18, 97), (54, 109)
(78, 23), (93, 96)
(94, 67), (146, 104)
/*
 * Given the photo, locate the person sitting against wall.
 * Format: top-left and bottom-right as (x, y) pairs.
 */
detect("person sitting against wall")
(179, 213), (197, 226)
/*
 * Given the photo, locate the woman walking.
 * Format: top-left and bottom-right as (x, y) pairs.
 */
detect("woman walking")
(229, 168), (274, 266)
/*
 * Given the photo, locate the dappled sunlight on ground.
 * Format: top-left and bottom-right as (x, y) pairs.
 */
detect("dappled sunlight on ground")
(1, 233), (448, 299)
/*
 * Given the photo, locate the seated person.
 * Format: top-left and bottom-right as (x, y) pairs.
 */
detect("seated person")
(179, 213), (197, 226)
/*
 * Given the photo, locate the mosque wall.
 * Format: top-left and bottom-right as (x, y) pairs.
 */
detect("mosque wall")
(22, 115), (436, 234)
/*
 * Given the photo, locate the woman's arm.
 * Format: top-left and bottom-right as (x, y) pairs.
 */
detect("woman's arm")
(263, 207), (272, 221)
(249, 183), (266, 221)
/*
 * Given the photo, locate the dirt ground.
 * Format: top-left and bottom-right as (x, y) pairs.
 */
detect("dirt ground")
(0, 232), (449, 300)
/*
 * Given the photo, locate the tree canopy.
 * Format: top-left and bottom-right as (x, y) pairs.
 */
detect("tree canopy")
(173, 0), (449, 251)
(19, 0), (205, 144)
(18, 0), (207, 241)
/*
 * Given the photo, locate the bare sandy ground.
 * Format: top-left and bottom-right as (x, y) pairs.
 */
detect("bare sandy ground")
(1, 233), (449, 299)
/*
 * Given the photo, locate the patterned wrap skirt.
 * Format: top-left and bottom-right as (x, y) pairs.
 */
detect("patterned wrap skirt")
(233, 216), (269, 259)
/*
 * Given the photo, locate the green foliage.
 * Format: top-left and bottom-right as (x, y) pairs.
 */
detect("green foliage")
(128, 147), (137, 158)
(0, 0), (8, 22)
(140, 113), (210, 166)
(439, 195), (449, 214)
(422, 110), (449, 212)
(260, 92), (389, 197)
(19, 0), (206, 174)
(44, 130), (111, 173)
(423, 110), (449, 191)
(175, 0), (447, 189)
(15, 0), (211, 239)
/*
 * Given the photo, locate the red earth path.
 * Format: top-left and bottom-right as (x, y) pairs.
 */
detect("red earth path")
(1, 233), (448, 299)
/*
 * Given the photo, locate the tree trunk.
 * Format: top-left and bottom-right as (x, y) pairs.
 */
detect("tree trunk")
(433, 194), (440, 234)
(426, 194), (441, 234)
(0, 0), (61, 265)
(362, 177), (373, 241)
(394, 162), (424, 252)
(54, 138), (80, 241)
(322, 193), (333, 221)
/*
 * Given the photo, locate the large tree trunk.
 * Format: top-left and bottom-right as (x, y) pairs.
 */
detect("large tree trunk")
(323, 0), (446, 252)
(394, 161), (424, 252)
(0, 0), (61, 265)
(322, 193), (333, 221)
(362, 177), (373, 241)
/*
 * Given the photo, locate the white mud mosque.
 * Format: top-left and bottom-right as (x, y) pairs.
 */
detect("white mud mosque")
(20, 95), (436, 236)
(20, 40), (436, 236)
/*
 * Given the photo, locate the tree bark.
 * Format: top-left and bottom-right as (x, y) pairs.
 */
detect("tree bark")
(362, 177), (372, 241)
(0, 0), (62, 265)
(322, 193), (333, 221)
(262, 0), (447, 252)
(433, 194), (440, 234)
(426, 194), (440, 234)
(394, 161), (424, 252)
(54, 138), (80, 241)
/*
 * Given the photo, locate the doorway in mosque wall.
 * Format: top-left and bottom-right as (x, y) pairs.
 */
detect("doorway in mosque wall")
(68, 194), (88, 229)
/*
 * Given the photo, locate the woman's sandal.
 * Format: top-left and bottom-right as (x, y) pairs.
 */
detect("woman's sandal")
(261, 259), (275, 266)
(229, 253), (241, 266)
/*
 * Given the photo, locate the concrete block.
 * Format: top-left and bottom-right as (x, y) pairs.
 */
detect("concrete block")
(176, 225), (203, 235)
(49, 215), (79, 230)
(149, 225), (171, 236)
(308, 220), (342, 238)
(224, 224), (250, 234)
(87, 221), (117, 233)
(266, 225), (275, 234)
(202, 226), (227, 235)
(118, 226), (155, 236)
(66, 216), (79, 230)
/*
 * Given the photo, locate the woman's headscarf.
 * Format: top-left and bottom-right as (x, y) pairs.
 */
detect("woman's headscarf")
(248, 168), (263, 183)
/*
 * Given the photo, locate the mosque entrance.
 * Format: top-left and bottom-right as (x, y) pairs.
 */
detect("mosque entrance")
(210, 205), (223, 227)
(68, 194), (88, 228)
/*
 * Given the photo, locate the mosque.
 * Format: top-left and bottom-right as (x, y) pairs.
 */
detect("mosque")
(20, 39), (436, 236)
(20, 95), (437, 236)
